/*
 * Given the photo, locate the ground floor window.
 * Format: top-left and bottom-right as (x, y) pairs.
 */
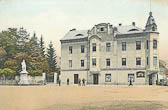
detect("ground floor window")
(136, 71), (145, 78)
(105, 74), (111, 82)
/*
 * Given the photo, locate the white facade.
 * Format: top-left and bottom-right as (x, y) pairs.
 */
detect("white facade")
(60, 12), (160, 85)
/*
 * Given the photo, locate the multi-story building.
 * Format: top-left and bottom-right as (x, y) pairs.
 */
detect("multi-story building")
(60, 12), (159, 85)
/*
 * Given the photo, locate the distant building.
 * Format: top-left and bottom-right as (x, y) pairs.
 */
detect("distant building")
(60, 12), (159, 85)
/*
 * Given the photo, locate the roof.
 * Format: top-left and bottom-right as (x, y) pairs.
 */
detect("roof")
(61, 30), (88, 41)
(116, 25), (143, 35)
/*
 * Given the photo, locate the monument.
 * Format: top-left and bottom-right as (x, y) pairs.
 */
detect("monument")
(18, 60), (29, 85)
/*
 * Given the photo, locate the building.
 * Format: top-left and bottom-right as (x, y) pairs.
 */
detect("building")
(60, 12), (159, 85)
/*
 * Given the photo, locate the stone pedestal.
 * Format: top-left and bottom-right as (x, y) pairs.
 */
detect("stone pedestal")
(18, 70), (29, 85)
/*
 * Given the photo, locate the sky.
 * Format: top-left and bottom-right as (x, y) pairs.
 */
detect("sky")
(0, 0), (168, 60)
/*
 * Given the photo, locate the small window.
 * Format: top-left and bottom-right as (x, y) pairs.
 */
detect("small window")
(122, 42), (126, 51)
(128, 29), (139, 32)
(100, 27), (104, 32)
(147, 57), (149, 66)
(106, 43), (111, 52)
(106, 59), (110, 66)
(122, 58), (126, 66)
(81, 60), (84, 67)
(69, 46), (72, 54)
(136, 71), (145, 78)
(76, 34), (83, 36)
(92, 43), (96, 52)
(153, 40), (157, 49)
(92, 58), (96, 66)
(81, 45), (85, 53)
(153, 56), (157, 66)
(69, 60), (72, 67)
(136, 57), (141, 65)
(147, 40), (149, 49)
(105, 74), (111, 82)
(136, 41), (141, 50)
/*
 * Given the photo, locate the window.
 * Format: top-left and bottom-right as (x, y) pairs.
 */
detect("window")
(69, 46), (72, 54)
(147, 57), (149, 66)
(136, 41), (141, 50)
(153, 40), (157, 49)
(136, 57), (141, 65)
(69, 60), (72, 67)
(81, 60), (84, 67)
(81, 45), (85, 53)
(106, 43), (111, 52)
(92, 43), (96, 52)
(100, 27), (104, 32)
(153, 56), (157, 66)
(122, 58), (126, 66)
(105, 74), (111, 82)
(92, 58), (96, 66)
(147, 40), (149, 49)
(106, 59), (110, 66)
(122, 42), (126, 51)
(136, 71), (145, 78)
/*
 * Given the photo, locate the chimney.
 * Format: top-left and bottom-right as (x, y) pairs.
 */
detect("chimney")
(132, 22), (136, 26)
(119, 23), (122, 26)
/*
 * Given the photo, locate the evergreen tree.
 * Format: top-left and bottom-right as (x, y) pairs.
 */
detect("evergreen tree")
(40, 35), (45, 57)
(46, 41), (57, 72)
(17, 27), (29, 52)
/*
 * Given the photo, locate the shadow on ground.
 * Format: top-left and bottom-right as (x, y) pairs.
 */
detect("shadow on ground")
(39, 100), (168, 110)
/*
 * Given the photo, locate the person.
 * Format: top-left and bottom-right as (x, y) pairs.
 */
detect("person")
(58, 79), (61, 86)
(82, 78), (85, 86)
(78, 78), (81, 86)
(67, 78), (69, 85)
(129, 77), (133, 86)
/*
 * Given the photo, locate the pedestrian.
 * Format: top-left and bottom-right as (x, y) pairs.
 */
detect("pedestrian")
(67, 78), (69, 85)
(129, 77), (133, 86)
(82, 78), (85, 86)
(59, 79), (61, 86)
(78, 78), (81, 86)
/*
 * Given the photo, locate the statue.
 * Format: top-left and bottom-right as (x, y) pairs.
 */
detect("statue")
(18, 59), (29, 85)
(21, 60), (26, 71)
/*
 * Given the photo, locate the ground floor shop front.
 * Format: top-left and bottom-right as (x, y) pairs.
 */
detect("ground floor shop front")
(60, 70), (159, 85)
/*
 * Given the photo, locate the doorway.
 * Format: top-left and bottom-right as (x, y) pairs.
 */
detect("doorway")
(149, 75), (153, 85)
(74, 74), (79, 84)
(93, 74), (99, 84)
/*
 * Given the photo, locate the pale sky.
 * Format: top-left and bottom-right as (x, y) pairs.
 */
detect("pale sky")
(0, 0), (168, 60)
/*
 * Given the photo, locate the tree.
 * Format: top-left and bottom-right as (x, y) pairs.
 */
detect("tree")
(27, 32), (40, 54)
(4, 58), (17, 71)
(17, 27), (30, 52)
(40, 35), (45, 57)
(0, 68), (16, 80)
(46, 41), (57, 72)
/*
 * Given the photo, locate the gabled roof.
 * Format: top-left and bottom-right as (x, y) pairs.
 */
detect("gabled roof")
(116, 25), (143, 35)
(61, 30), (88, 41)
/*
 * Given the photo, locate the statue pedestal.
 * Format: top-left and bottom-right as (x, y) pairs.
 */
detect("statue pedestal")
(18, 70), (29, 85)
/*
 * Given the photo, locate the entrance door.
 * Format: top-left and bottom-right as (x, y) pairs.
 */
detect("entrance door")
(93, 74), (99, 84)
(74, 74), (79, 84)
(149, 75), (152, 85)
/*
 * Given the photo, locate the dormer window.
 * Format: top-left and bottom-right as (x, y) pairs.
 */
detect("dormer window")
(100, 27), (104, 32)
(128, 29), (139, 32)
(76, 34), (83, 36)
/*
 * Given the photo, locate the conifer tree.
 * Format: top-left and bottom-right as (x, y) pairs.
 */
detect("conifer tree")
(40, 35), (45, 57)
(46, 41), (57, 72)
